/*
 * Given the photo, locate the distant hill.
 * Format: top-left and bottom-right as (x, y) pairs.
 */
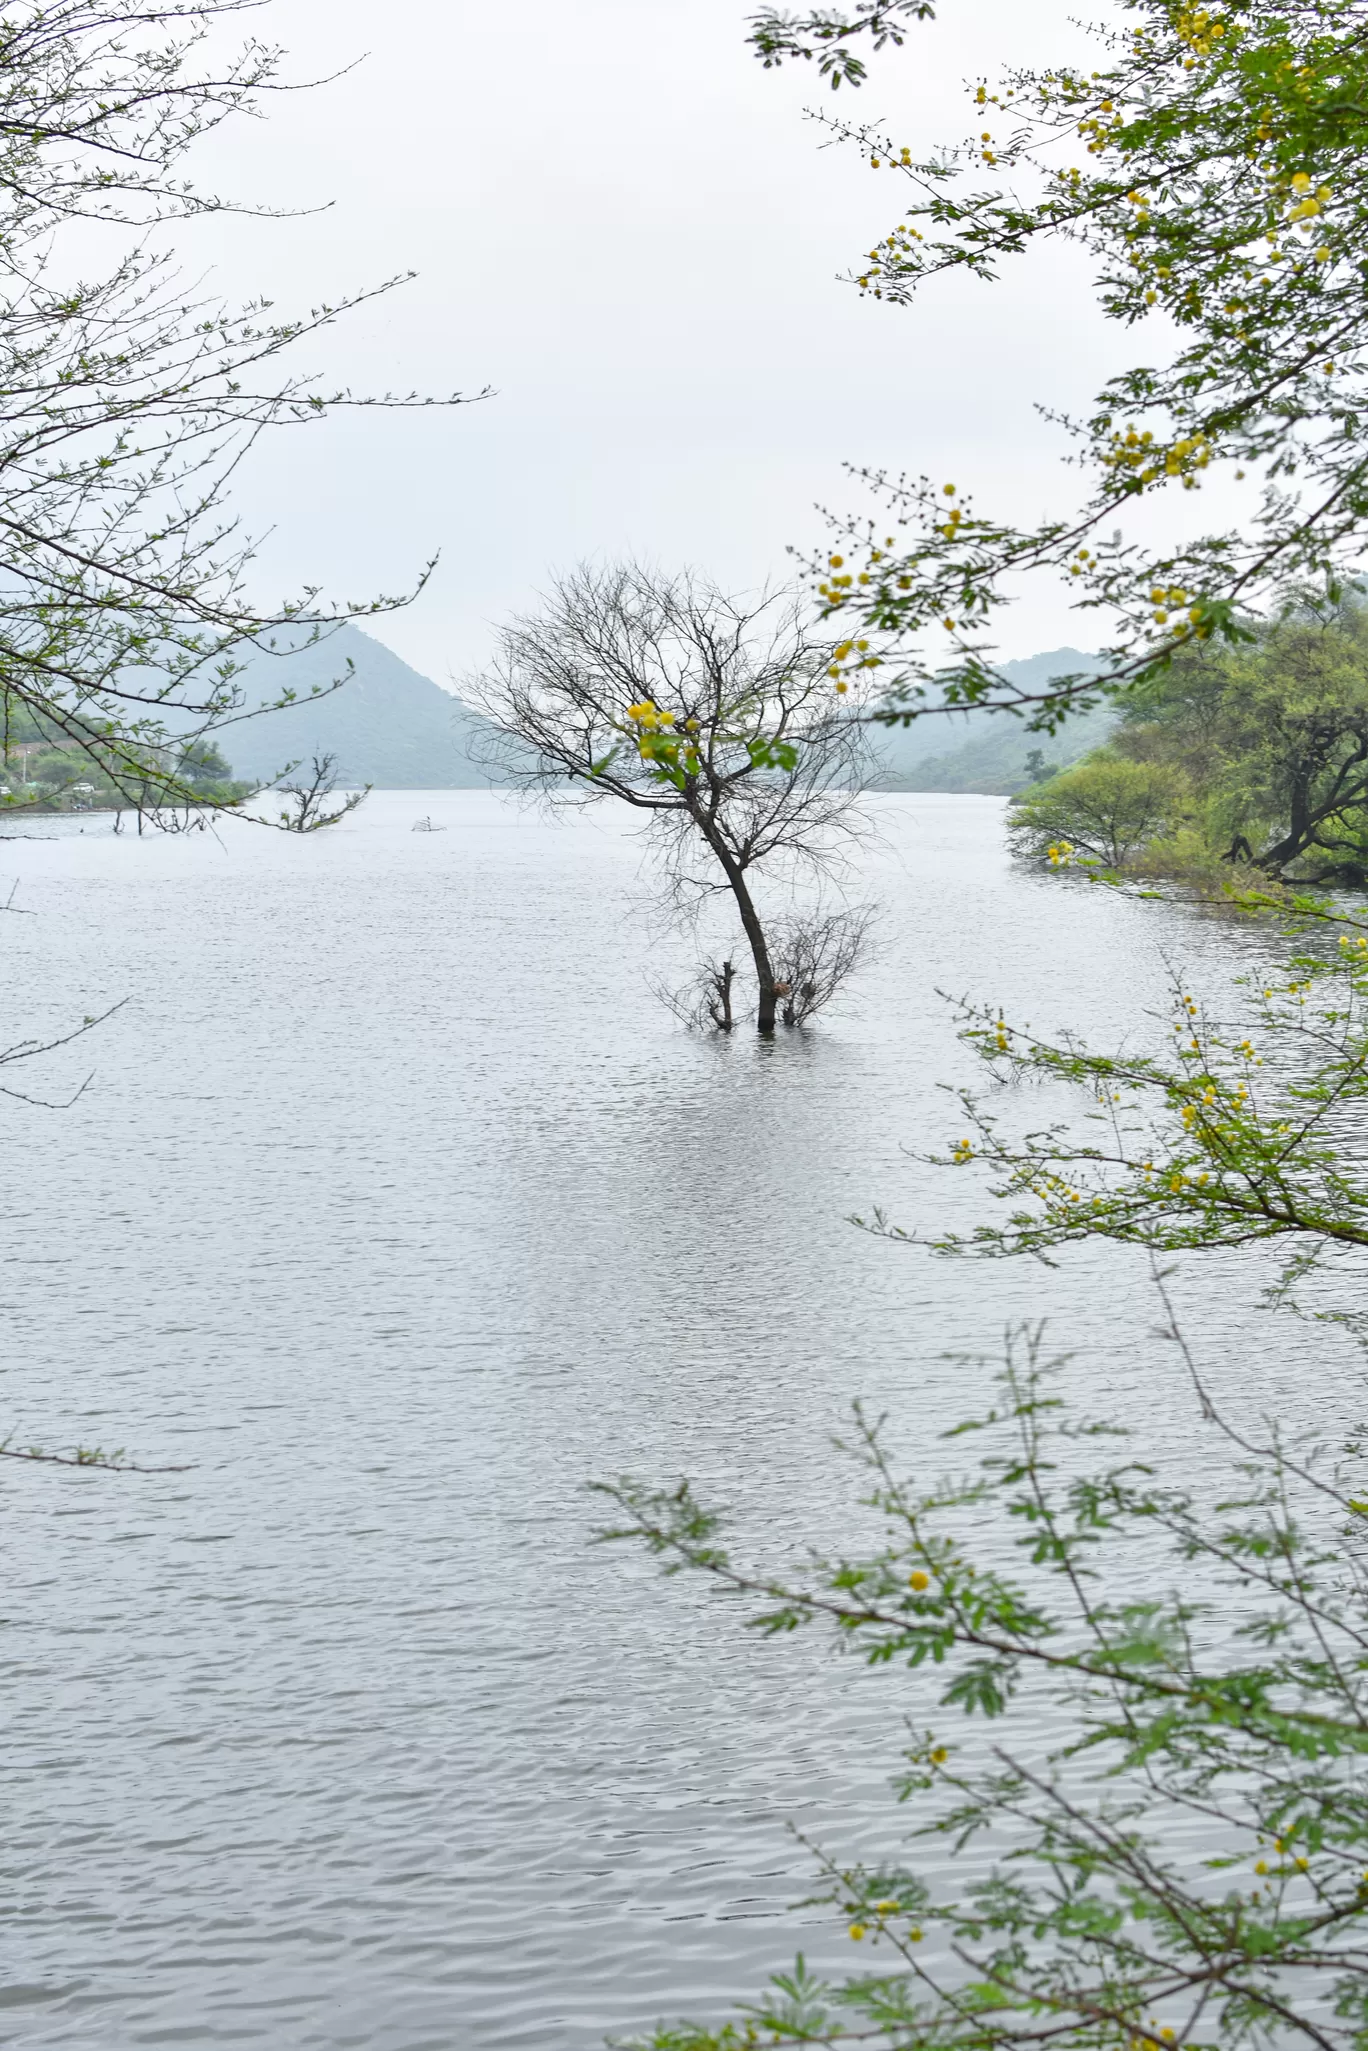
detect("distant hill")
(218, 625), (496, 789)
(870, 649), (1114, 794)
(212, 630), (1113, 795)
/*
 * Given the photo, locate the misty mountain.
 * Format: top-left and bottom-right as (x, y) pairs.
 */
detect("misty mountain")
(215, 630), (1113, 795)
(218, 625), (495, 790)
(869, 649), (1114, 794)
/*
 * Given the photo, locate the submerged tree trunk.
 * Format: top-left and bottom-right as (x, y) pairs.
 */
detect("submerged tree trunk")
(709, 959), (735, 1033)
(709, 840), (777, 1034)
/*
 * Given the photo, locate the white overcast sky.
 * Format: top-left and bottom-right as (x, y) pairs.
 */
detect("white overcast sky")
(187, 0), (1157, 686)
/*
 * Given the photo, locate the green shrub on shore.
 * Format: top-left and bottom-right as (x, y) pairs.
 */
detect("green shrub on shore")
(1008, 756), (1191, 868)
(2, 740), (251, 816)
(1014, 599), (1368, 886)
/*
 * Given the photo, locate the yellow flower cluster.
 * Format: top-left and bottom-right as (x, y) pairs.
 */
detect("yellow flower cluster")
(625, 700), (702, 779)
(857, 214), (926, 293)
(1076, 104), (1124, 154)
(817, 544), (899, 686)
(1173, 6), (1228, 58)
(1106, 427), (1212, 496)
(849, 1902), (923, 1943)
(1286, 172), (1331, 223)
(827, 631), (873, 692)
(1167, 432), (1211, 478)
(1046, 840), (1074, 866)
(626, 699), (674, 729)
(1103, 425), (1157, 477)
(819, 551), (852, 605)
(1146, 584), (1206, 630)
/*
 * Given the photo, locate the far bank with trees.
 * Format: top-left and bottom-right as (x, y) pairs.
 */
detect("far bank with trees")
(1009, 594), (1368, 886)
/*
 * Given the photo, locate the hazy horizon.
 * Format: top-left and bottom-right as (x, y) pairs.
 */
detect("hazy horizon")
(178, 0), (1206, 690)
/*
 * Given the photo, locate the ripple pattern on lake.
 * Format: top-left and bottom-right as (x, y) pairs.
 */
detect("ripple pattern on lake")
(0, 792), (1356, 2048)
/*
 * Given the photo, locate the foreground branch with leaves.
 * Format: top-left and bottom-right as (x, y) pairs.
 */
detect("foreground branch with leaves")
(593, 885), (1368, 2048)
(892, 898), (1368, 1317)
(743, 0), (1368, 734)
(0, 0), (477, 816)
(598, 1317), (1368, 2051)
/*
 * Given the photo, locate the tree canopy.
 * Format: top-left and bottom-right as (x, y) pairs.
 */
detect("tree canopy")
(1008, 597), (1368, 881)
(743, 0), (1368, 740)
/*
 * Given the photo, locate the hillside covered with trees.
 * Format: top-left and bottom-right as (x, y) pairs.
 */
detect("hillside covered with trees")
(873, 650), (1112, 794)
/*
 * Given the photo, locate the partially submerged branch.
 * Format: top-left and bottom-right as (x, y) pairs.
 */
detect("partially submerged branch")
(272, 753), (368, 832)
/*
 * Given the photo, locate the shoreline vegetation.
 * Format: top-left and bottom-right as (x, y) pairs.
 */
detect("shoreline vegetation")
(1009, 595), (1368, 892)
(0, 734), (364, 834)
(1, 735), (252, 820)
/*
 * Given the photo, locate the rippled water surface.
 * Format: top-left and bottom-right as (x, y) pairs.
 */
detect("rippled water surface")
(1, 791), (1359, 2049)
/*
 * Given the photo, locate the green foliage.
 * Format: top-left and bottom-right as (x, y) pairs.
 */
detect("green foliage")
(598, 1329), (1368, 2051)
(1, 737), (250, 813)
(1106, 599), (1368, 880)
(589, 889), (1368, 2051)
(746, 2), (936, 89)
(176, 740), (233, 788)
(1008, 755), (1190, 866)
(753, 0), (1368, 737)
(28, 750), (84, 790)
(898, 905), (1368, 1306)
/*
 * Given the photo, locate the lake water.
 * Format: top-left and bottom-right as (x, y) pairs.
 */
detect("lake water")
(1, 791), (1359, 2049)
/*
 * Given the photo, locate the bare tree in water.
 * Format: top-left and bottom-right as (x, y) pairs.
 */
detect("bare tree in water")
(654, 953), (740, 1033)
(274, 755), (368, 833)
(771, 905), (876, 1027)
(471, 563), (875, 1034)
